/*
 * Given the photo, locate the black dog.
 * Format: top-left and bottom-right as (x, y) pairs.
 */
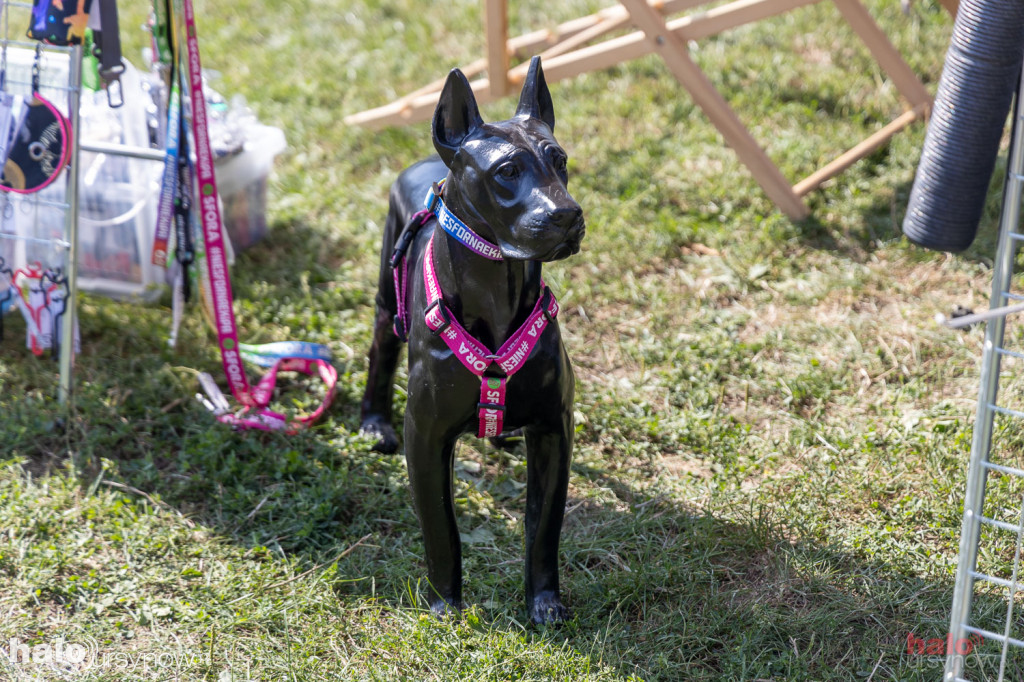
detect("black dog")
(359, 57), (585, 624)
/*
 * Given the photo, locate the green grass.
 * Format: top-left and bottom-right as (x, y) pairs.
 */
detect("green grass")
(1, 0), (1018, 679)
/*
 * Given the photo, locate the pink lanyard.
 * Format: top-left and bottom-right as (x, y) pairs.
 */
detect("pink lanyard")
(422, 236), (559, 438)
(197, 357), (338, 434)
(183, 0), (336, 433)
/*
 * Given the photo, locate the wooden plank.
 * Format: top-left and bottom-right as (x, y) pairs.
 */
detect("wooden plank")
(344, 76), (501, 129)
(392, 59), (488, 109)
(618, 0), (809, 218)
(936, 0), (958, 17)
(519, 0), (819, 84)
(792, 106), (923, 196)
(346, 0), (818, 129)
(345, 0), (714, 128)
(831, 0), (932, 108)
(534, 13), (631, 61)
(485, 0), (511, 98)
(507, 0), (711, 58)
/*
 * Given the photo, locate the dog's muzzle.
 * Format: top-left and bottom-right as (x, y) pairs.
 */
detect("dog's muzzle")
(545, 219), (586, 261)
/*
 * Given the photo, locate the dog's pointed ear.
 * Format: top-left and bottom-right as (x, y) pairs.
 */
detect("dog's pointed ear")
(515, 56), (555, 131)
(433, 69), (484, 167)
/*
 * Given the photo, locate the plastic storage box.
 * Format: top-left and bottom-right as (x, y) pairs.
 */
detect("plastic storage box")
(0, 48), (286, 301)
(215, 124), (286, 251)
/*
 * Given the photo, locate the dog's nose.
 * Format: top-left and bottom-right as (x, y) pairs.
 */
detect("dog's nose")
(549, 206), (583, 230)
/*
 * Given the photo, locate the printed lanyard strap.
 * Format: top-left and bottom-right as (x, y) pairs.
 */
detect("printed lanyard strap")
(182, 0), (335, 432)
(150, 68), (181, 267)
(238, 341), (334, 368)
(198, 358), (338, 435)
(182, 0), (249, 404)
(421, 236), (558, 438)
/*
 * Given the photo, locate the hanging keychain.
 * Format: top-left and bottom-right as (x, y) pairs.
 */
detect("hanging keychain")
(12, 261), (47, 355)
(0, 46), (71, 194)
(41, 266), (69, 360)
(90, 0), (124, 107)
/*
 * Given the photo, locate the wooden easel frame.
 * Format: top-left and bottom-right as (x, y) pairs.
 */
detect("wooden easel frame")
(344, 0), (938, 219)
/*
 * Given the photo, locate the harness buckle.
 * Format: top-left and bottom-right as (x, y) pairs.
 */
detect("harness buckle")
(477, 402), (506, 412)
(425, 182), (443, 213)
(390, 234), (412, 268)
(390, 210), (435, 268)
(425, 300), (452, 337)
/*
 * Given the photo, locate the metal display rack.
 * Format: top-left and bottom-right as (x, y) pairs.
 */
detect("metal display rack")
(946, 64), (1024, 680)
(0, 0), (83, 403)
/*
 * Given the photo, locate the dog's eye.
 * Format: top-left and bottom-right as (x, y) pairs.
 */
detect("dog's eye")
(553, 155), (567, 176)
(551, 152), (568, 182)
(496, 163), (519, 181)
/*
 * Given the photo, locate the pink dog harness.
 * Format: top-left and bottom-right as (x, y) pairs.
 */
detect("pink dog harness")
(422, 237), (559, 438)
(390, 181), (561, 438)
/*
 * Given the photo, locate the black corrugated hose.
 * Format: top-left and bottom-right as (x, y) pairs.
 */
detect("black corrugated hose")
(902, 0), (1024, 253)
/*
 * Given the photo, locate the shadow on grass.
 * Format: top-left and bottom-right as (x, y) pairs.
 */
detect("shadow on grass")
(789, 147), (1009, 268)
(6, 404), (1019, 681)
(1, 218), (1020, 681)
(557, 463), (1024, 681)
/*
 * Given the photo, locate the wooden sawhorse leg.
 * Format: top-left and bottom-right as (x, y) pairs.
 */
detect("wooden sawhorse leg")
(619, 0), (809, 219)
(344, 0), (936, 220)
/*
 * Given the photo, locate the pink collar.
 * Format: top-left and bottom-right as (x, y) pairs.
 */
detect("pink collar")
(422, 235), (559, 438)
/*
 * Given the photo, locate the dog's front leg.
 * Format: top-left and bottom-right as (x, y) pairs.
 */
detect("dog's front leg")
(405, 407), (463, 616)
(360, 208), (405, 454)
(359, 302), (402, 453)
(524, 420), (573, 624)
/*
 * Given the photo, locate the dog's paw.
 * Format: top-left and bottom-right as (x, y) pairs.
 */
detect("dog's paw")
(529, 592), (569, 625)
(359, 415), (399, 453)
(429, 597), (464, 620)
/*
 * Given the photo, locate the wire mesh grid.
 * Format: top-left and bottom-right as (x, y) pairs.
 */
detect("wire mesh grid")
(0, 0), (78, 269)
(0, 0), (82, 400)
(946, 65), (1024, 681)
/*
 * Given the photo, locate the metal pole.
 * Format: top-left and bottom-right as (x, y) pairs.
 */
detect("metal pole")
(58, 44), (82, 405)
(946, 61), (1024, 682)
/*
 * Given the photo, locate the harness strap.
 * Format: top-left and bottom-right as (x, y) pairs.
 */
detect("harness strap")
(479, 377), (507, 439)
(391, 209), (434, 341)
(421, 236), (559, 438)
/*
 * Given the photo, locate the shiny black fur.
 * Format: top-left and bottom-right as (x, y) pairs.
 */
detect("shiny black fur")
(359, 58), (585, 624)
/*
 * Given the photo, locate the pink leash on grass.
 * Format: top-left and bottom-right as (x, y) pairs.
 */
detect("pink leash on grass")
(182, 0), (336, 433)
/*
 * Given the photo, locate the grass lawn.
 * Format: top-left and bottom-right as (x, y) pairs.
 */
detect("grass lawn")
(0, 0), (1014, 679)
